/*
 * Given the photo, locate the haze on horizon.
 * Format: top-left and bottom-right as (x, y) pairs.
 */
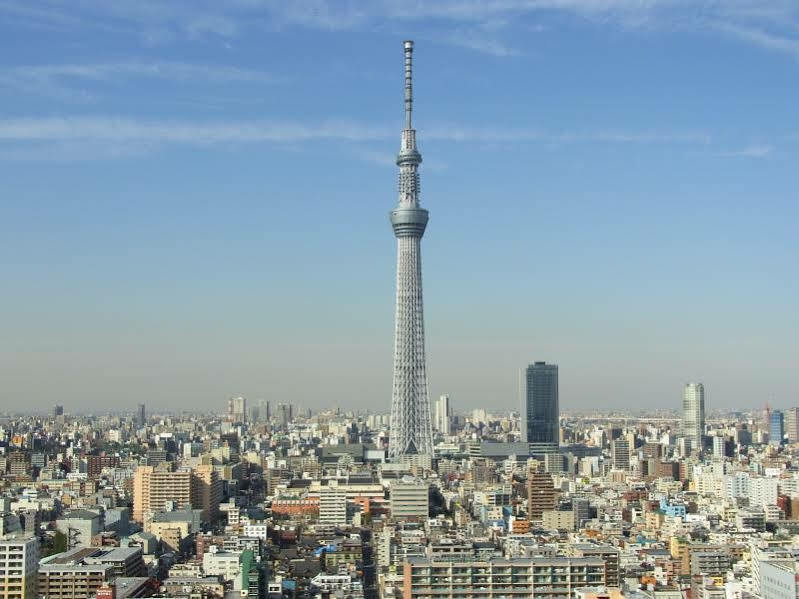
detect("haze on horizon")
(1, 1), (797, 414)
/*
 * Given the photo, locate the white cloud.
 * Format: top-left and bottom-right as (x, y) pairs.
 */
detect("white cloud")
(3, 0), (799, 56)
(435, 29), (520, 56)
(0, 117), (391, 144)
(718, 144), (773, 158)
(0, 117), (710, 152)
(0, 61), (274, 100)
(714, 23), (799, 58)
(424, 124), (709, 144)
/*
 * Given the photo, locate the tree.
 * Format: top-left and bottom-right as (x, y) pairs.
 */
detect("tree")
(43, 531), (67, 557)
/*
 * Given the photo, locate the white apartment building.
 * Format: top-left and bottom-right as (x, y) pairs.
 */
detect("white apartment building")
(319, 483), (348, 526)
(389, 478), (429, 520)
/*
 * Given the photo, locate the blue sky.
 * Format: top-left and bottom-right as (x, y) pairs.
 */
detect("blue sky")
(1, 0), (797, 414)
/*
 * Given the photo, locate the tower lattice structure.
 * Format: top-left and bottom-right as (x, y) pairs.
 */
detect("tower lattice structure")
(388, 40), (433, 458)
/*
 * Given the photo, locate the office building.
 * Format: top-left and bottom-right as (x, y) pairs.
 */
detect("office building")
(0, 536), (38, 599)
(402, 557), (606, 599)
(786, 408), (799, 443)
(388, 41), (434, 459)
(136, 404), (145, 427)
(611, 439), (630, 471)
(266, 399), (272, 422)
(389, 479), (429, 520)
(277, 404), (292, 429)
(682, 383), (705, 453)
(53, 404), (64, 418)
(760, 560), (799, 599)
(435, 395), (451, 435)
(770, 410), (785, 446)
(572, 498), (591, 529)
(227, 396), (247, 424)
(522, 362), (559, 455)
(712, 436), (725, 459)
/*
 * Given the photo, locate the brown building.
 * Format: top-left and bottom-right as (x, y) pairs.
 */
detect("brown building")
(655, 461), (680, 480)
(86, 455), (120, 480)
(642, 442), (662, 460)
(527, 472), (557, 521)
(8, 451), (30, 477)
(271, 498), (320, 516)
(195, 534), (226, 560)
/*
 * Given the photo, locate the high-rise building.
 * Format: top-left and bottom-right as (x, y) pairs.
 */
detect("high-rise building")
(52, 404), (64, 417)
(277, 403), (292, 429)
(388, 41), (433, 459)
(713, 436), (726, 459)
(136, 403), (146, 427)
(319, 483), (348, 526)
(0, 535), (38, 599)
(786, 407), (799, 443)
(611, 438), (630, 470)
(258, 399), (270, 423)
(434, 395), (451, 435)
(522, 362), (559, 455)
(191, 464), (222, 523)
(389, 478), (429, 520)
(572, 498), (591, 529)
(527, 471), (557, 521)
(227, 396), (247, 424)
(133, 465), (220, 523)
(770, 410), (785, 446)
(682, 383), (705, 453)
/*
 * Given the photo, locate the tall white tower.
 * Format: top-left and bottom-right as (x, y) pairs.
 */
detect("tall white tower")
(435, 395), (451, 435)
(682, 382), (705, 453)
(388, 41), (433, 458)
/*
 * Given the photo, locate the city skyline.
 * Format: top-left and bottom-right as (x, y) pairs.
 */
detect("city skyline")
(2, 2), (797, 411)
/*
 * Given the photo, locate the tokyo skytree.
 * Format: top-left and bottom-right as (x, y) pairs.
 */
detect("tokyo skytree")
(388, 41), (433, 458)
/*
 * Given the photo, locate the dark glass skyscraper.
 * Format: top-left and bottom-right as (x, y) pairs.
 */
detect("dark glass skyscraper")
(522, 362), (559, 455)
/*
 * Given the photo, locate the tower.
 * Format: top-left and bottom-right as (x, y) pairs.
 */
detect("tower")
(388, 40), (433, 459)
(521, 362), (559, 456)
(435, 394), (451, 435)
(681, 382), (705, 453)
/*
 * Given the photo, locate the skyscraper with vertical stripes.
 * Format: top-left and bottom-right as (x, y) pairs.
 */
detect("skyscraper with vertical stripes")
(682, 382), (705, 453)
(388, 41), (433, 459)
